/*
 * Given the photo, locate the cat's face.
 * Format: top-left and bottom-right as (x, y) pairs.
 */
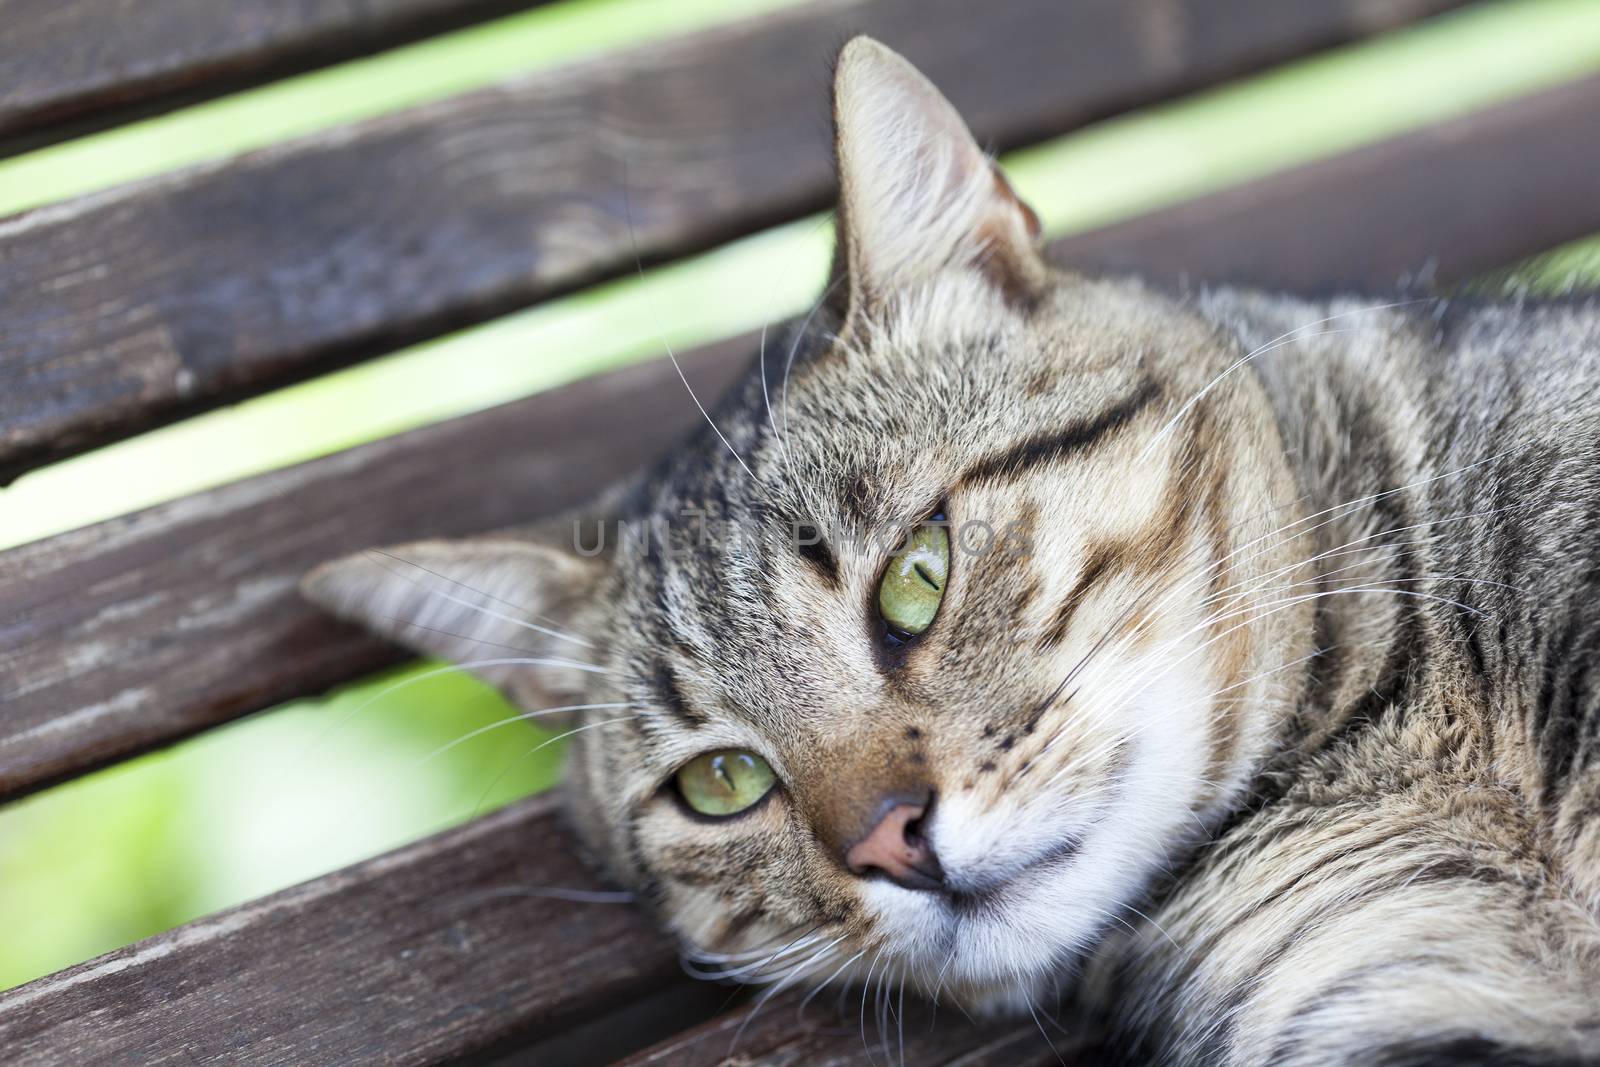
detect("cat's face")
(305, 39), (1312, 1012)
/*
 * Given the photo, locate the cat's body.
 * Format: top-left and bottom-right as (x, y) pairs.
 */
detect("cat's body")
(1080, 292), (1600, 1065)
(303, 39), (1600, 1065)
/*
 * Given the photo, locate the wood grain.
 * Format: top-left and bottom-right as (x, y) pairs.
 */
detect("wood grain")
(0, 0), (551, 147)
(0, 0), (1469, 483)
(6, 69), (1600, 804)
(1059, 71), (1600, 295)
(0, 794), (702, 1065)
(0, 336), (752, 803)
(0, 794), (1087, 1066)
(610, 992), (1088, 1067)
(0, 16), (1593, 1065)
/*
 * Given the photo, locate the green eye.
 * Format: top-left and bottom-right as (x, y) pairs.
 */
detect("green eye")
(878, 521), (950, 637)
(676, 749), (777, 817)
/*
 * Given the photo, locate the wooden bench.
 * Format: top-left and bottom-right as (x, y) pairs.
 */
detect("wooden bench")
(2, 1), (1598, 1062)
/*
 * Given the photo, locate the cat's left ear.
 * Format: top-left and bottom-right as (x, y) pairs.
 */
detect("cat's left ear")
(300, 520), (610, 722)
(830, 37), (1046, 318)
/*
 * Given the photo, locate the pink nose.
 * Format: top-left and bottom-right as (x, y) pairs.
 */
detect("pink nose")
(845, 801), (945, 891)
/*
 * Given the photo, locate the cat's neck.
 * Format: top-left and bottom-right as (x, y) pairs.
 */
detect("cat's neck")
(1194, 289), (1434, 758)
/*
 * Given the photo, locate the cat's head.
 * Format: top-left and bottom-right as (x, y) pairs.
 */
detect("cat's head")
(303, 39), (1313, 1012)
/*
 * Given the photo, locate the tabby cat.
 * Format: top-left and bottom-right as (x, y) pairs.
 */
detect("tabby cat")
(303, 38), (1600, 1065)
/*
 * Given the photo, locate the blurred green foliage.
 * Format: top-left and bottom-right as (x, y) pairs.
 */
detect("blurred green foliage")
(2, 0), (1599, 995)
(0, 665), (561, 991)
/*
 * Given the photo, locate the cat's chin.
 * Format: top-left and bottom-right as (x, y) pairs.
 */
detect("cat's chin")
(859, 867), (1117, 1018)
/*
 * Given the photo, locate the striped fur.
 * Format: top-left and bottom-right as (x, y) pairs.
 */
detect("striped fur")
(1075, 292), (1600, 1065)
(303, 39), (1600, 1062)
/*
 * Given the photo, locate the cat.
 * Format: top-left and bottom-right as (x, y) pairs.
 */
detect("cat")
(302, 37), (1600, 1065)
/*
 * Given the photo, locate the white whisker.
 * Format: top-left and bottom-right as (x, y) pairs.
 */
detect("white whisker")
(1140, 300), (1425, 461)
(413, 702), (636, 767)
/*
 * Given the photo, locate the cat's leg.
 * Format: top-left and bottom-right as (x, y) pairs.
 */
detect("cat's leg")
(1080, 742), (1600, 1065)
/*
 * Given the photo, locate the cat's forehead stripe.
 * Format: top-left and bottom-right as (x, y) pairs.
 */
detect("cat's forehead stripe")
(793, 525), (842, 588)
(957, 377), (1161, 487)
(650, 661), (707, 728)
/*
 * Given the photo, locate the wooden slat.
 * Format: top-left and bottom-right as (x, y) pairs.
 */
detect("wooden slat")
(0, 794), (705, 1065)
(3, 48), (1597, 1067)
(0, 0), (1468, 484)
(0, 336), (751, 803)
(0, 0), (549, 147)
(4, 70), (1600, 804)
(611, 993), (1087, 1067)
(0, 783), (1088, 1067)
(1060, 71), (1600, 294)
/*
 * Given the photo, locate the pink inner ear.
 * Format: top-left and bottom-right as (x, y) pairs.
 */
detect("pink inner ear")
(830, 36), (1046, 308)
(992, 164), (1042, 239)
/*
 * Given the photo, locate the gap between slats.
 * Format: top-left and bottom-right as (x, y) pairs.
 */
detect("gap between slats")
(0, 0), (565, 152)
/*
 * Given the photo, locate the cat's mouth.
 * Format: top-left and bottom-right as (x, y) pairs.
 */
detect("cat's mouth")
(944, 832), (1083, 916)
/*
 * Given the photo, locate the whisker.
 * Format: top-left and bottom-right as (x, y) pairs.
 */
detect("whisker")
(296, 655), (610, 775)
(727, 936), (848, 1055)
(1029, 999), (1070, 1067)
(860, 949), (882, 1065)
(468, 715), (639, 819)
(690, 922), (819, 965)
(780, 284), (839, 449)
(412, 702), (636, 768)
(1118, 901), (1183, 952)
(382, 628), (613, 677)
(617, 152), (755, 482)
(929, 949), (959, 1009)
(896, 969), (908, 1067)
(1140, 299), (1426, 461)
(685, 925), (826, 982)
(663, 337), (758, 481)
(797, 945), (868, 1018)
(365, 552), (596, 649)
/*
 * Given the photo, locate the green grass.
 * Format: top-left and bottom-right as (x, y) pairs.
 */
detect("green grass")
(4, 0), (1600, 996)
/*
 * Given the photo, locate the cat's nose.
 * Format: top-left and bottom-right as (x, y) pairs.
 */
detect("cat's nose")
(845, 798), (945, 891)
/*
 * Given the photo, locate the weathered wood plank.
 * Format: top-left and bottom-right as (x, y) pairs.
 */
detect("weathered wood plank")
(0, 0), (550, 146)
(0, 0), (1467, 483)
(4, 70), (1599, 804)
(0, 759), (1084, 1067)
(611, 992), (1088, 1067)
(0, 793), (702, 1065)
(0, 336), (751, 803)
(1060, 71), (1600, 294)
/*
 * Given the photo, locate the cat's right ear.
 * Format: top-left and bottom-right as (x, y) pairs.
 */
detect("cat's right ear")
(828, 37), (1047, 322)
(300, 522), (611, 721)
